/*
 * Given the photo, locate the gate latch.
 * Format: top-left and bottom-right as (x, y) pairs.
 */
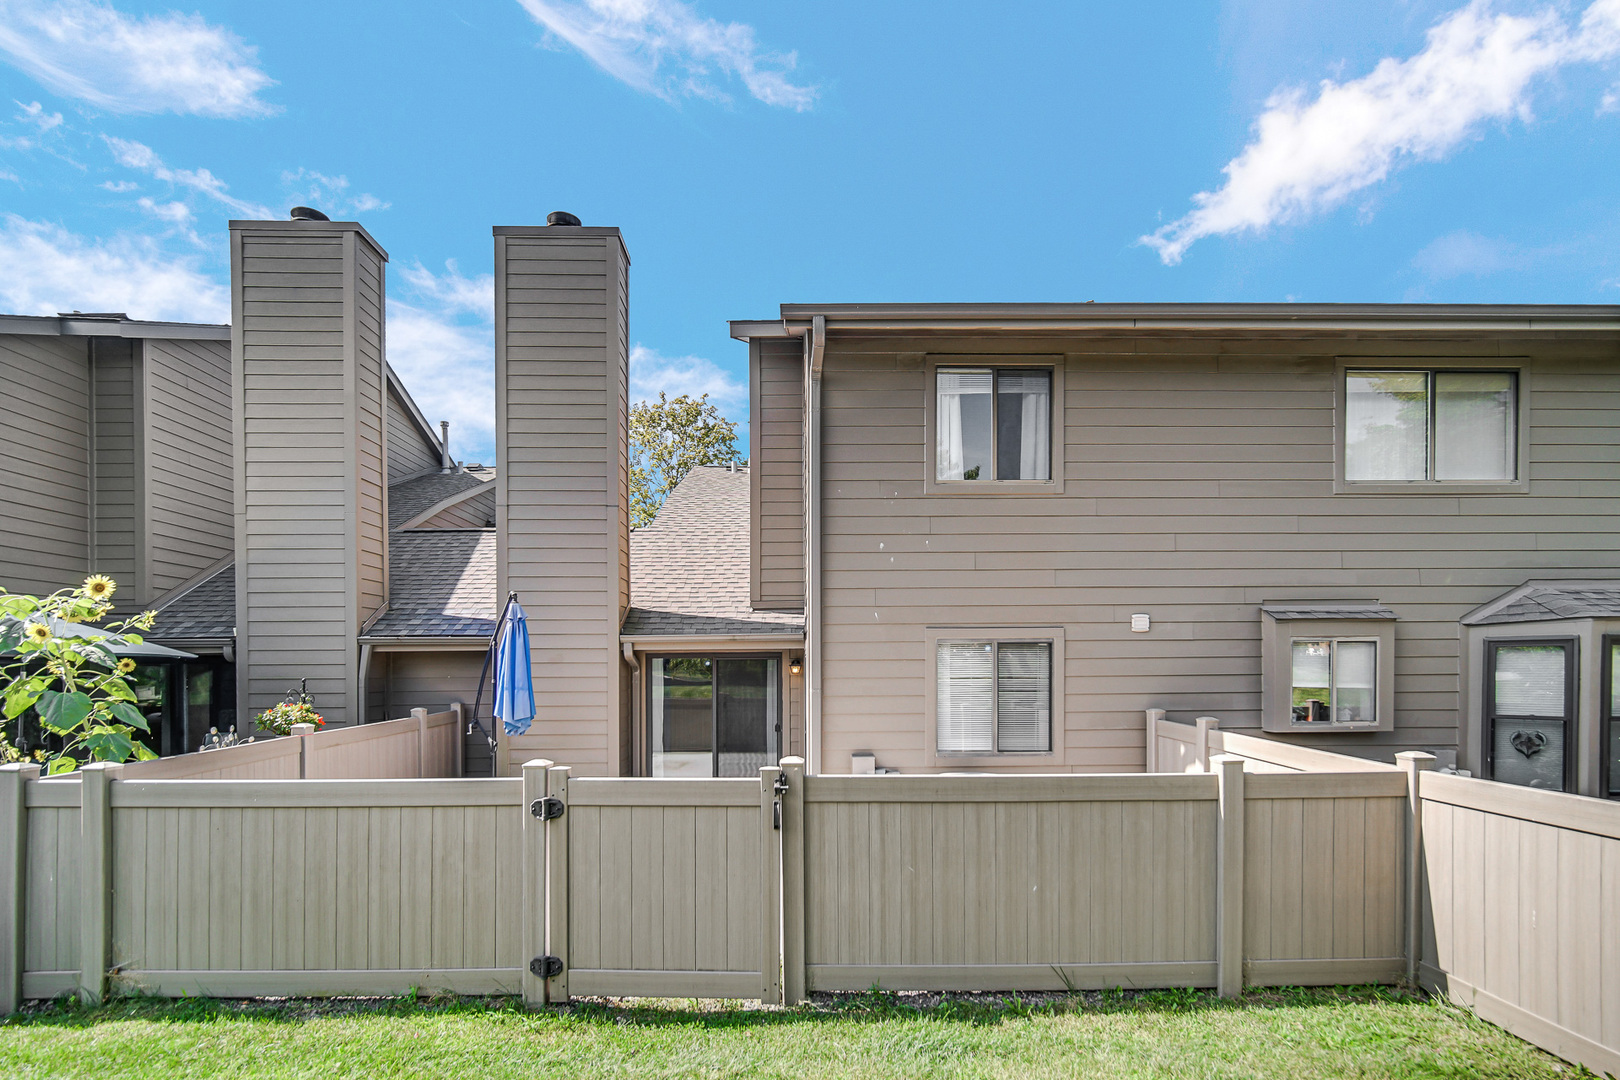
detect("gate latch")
(530, 796), (565, 821)
(530, 955), (565, 979)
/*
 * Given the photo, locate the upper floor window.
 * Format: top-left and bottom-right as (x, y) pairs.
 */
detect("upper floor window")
(936, 367), (1051, 482)
(1344, 369), (1517, 483)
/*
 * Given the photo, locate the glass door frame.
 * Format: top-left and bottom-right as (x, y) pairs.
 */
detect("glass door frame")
(1603, 635), (1619, 799)
(1484, 636), (1577, 792)
(644, 652), (784, 778)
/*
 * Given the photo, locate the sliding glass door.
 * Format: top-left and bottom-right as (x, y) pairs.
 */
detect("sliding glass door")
(649, 655), (781, 777)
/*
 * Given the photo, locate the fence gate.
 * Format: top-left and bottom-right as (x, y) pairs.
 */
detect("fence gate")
(526, 763), (782, 1004)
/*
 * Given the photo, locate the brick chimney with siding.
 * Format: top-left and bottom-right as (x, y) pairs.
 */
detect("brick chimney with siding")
(229, 217), (390, 730)
(492, 221), (631, 776)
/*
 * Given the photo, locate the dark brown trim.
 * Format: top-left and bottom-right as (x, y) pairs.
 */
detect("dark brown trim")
(1603, 635), (1618, 799)
(643, 652), (784, 778)
(1483, 637), (1578, 792)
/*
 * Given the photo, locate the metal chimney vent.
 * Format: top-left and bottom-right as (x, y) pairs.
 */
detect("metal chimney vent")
(546, 211), (581, 227)
(290, 206), (330, 221)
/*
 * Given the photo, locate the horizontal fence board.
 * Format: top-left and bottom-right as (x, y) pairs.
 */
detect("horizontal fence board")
(1246, 773), (1409, 799)
(807, 961), (1219, 992)
(110, 968), (522, 998)
(24, 781), (82, 808)
(805, 774), (1217, 803)
(1245, 958), (1405, 987)
(567, 969), (762, 999)
(20, 971), (77, 1000)
(1424, 964), (1620, 1080)
(567, 778), (760, 808)
(119, 739), (300, 781)
(1422, 771), (1620, 840)
(111, 779), (519, 809)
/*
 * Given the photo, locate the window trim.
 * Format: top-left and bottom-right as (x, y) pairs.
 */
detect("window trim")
(644, 652), (784, 778)
(924, 626), (1065, 766)
(924, 355), (1065, 495)
(1601, 634), (1618, 799)
(1483, 636), (1577, 793)
(1260, 613), (1395, 733)
(1333, 358), (1530, 495)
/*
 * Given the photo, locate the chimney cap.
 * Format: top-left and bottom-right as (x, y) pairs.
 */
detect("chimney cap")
(546, 211), (582, 227)
(290, 206), (330, 222)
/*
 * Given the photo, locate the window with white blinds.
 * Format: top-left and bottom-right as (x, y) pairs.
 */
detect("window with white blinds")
(936, 639), (1052, 753)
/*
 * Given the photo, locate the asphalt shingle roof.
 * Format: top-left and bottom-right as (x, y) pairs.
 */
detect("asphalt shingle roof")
(1261, 603), (1397, 620)
(622, 466), (804, 638)
(388, 469), (494, 530)
(149, 563), (235, 642)
(366, 529), (497, 637)
(1465, 585), (1620, 625)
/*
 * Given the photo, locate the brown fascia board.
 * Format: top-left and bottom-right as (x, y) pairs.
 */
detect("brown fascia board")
(0, 313), (230, 340)
(491, 224), (630, 265)
(228, 218), (389, 262)
(730, 302), (1620, 339)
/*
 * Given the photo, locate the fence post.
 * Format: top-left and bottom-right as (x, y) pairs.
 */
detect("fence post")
(451, 703), (465, 778)
(1214, 754), (1245, 998)
(545, 764), (570, 1004)
(520, 758), (552, 1009)
(780, 756), (807, 1005)
(290, 722), (315, 779)
(1145, 709), (1165, 773)
(79, 762), (121, 1005)
(1396, 751), (1435, 986)
(411, 708), (428, 778)
(759, 766), (783, 1005)
(0, 763), (39, 1015)
(1196, 716), (1220, 772)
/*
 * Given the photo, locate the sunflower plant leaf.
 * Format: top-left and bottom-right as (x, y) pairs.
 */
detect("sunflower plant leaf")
(84, 727), (135, 762)
(102, 678), (136, 703)
(40, 690), (94, 734)
(46, 755), (77, 776)
(108, 701), (150, 732)
(3, 681), (43, 720)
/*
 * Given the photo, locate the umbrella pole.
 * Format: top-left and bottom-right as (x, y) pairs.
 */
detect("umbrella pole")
(467, 592), (516, 777)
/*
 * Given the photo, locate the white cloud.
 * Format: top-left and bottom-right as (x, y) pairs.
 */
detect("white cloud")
(0, 214), (227, 321)
(0, 0), (275, 117)
(629, 344), (746, 411)
(1411, 229), (1518, 278)
(516, 0), (815, 109)
(281, 168), (389, 218)
(13, 98), (58, 129)
(104, 135), (272, 217)
(1144, 0), (1620, 264)
(399, 260), (492, 317)
(99, 179), (135, 192)
(136, 196), (191, 225)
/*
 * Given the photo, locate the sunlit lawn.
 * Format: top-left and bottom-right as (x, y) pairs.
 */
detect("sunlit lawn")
(0, 985), (1590, 1079)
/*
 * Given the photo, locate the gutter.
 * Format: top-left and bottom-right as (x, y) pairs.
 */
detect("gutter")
(619, 632), (804, 649)
(806, 315), (824, 775)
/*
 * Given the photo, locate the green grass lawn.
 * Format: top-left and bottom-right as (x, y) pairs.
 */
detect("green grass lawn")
(0, 986), (1590, 1079)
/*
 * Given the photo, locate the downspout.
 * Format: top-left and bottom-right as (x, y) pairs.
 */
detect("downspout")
(805, 315), (824, 775)
(357, 642), (373, 725)
(622, 642), (642, 775)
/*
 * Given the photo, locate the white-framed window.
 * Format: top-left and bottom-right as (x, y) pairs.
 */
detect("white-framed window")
(936, 639), (1052, 753)
(1288, 638), (1377, 725)
(1343, 368), (1519, 485)
(934, 366), (1052, 483)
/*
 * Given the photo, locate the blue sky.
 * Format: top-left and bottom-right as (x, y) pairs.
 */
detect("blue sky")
(1, 0), (1618, 464)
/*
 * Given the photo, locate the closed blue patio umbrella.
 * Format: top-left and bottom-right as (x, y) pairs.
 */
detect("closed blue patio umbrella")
(492, 596), (535, 737)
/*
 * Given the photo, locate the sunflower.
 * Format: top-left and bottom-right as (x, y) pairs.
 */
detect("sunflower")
(24, 622), (50, 644)
(82, 575), (116, 601)
(117, 658), (137, 674)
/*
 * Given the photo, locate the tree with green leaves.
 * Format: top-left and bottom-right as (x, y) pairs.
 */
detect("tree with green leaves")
(0, 575), (160, 773)
(630, 392), (743, 527)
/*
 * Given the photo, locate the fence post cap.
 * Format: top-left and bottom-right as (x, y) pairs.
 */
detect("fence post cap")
(411, 708), (428, 719)
(1395, 751), (1437, 767)
(0, 762), (41, 776)
(520, 758), (553, 770)
(1195, 716), (1221, 729)
(1209, 753), (1244, 773)
(80, 761), (123, 775)
(290, 723), (315, 737)
(779, 756), (806, 768)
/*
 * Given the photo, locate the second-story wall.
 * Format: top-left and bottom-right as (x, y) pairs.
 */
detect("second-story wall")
(751, 337), (805, 610)
(143, 337), (233, 597)
(0, 335), (89, 596)
(811, 330), (1620, 773)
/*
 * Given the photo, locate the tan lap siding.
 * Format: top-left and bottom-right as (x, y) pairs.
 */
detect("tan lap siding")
(751, 338), (805, 609)
(817, 336), (1620, 772)
(143, 337), (233, 598)
(0, 335), (90, 595)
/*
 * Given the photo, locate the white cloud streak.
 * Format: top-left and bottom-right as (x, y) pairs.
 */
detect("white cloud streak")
(387, 262), (497, 465)
(0, 0), (275, 117)
(0, 214), (227, 321)
(281, 168), (390, 218)
(516, 0), (815, 109)
(629, 344), (746, 410)
(104, 135), (272, 218)
(1144, 0), (1620, 264)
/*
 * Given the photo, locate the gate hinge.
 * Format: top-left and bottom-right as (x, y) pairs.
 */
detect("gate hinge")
(530, 796), (565, 820)
(530, 955), (565, 979)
